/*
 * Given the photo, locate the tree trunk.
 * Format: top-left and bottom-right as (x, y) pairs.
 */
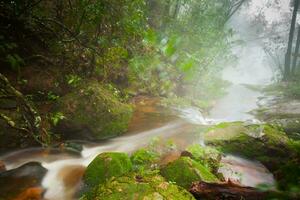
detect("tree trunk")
(292, 26), (300, 74)
(284, 0), (300, 80)
(189, 181), (268, 200)
(173, 0), (181, 19)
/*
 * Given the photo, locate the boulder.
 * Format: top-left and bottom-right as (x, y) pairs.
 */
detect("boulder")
(204, 122), (300, 190)
(0, 161), (6, 172)
(83, 152), (132, 188)
(186, 144), (222, 174)
(0, 162), (47, 200)
(53, 81), (133, 140)
(80, 173), (195, 200)
(130, 148), (159, 170)
(160, 157), (218, 189)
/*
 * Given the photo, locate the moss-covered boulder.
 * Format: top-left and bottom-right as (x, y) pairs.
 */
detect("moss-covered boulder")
(80, 173), (195, 200)
(83, 152), (132, 188)
(204, 123), (290, 169)
(204, 122), (300, 190)
(54, 81), (133, 140)
(130, 148), (160, 171)
(160, 157), (218, 189)
(186, 144), (222, 174)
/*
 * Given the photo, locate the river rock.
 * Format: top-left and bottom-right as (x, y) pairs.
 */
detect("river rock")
(204, 122), (300, 190)
(0, 162), (47, 200)
(160, 157), (218, 189)
(53, 81), (133, 140)
(130, 148), (160, 170)
(13, 187), (43, 200)
(186, 144), (222, 174)
(83, 152), (132, 188)
(80, 173), (195, 200)
(0, 160), (6, 172)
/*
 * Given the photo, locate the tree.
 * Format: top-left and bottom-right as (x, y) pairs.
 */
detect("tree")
(292, 26), (300, 74)
(284, 0), (300, 80)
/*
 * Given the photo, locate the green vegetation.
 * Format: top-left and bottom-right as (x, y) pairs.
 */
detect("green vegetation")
(83, 152), (132, 188)
(0, 0), (235, 147)
(130, 148), (160, 171)
(160, 157), (218, 189)
(205, 122), (300, 191)
(53, 81), (133, 139)
(186, 144), (222, 174)
(80, 173), (195, 200)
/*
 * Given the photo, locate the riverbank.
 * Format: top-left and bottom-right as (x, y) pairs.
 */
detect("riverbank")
(0, 95), (299, 199)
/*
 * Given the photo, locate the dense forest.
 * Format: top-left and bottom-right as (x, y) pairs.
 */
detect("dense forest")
(0, 0), (300, 200)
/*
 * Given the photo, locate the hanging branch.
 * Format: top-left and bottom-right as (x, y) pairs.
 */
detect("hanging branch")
(0, 73), (47, 146)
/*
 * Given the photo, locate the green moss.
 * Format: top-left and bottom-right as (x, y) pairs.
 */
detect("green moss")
(160, 157), (218, 189)
(83, 152), (132, 188)
(205, 122), (300, 190)
(130, 148), (159, 170)
(54, 81), (133, 139)
(80, 173), (195, 200)
(186, 144), (221, 174)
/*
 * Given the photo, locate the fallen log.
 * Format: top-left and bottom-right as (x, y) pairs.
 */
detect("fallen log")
(189, 180), (268, 200)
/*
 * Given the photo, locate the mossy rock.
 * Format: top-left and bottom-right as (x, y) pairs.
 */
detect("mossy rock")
(80, 173), (195, 200)
(268, 118), (300, 139)
(160, 157), (218, 189)
(204, 122), (300, 190)
(83, 152), (132, 188)
(54, 81), (133, 140)
(186, 144), (221, 174)
(130, 148), (160, 171)
(204, 123), (290, 167)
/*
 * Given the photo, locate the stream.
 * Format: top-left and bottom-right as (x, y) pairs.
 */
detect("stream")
(0, 3), (277, 200)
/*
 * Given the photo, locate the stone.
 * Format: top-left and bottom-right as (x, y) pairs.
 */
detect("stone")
(160, 157), (218, 189)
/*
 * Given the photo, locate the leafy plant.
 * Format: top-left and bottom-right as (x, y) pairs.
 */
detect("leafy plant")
(66, 74), (82, 87)
(47, 91), (60, 101)
(50, 112), (65, 126)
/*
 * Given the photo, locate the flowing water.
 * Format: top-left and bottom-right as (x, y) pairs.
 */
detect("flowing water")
(0, 3), (278, 200)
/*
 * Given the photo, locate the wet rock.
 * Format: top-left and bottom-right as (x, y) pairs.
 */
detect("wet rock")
(80, 173), (195, 200)
(53, 81), (133, 140)
(130, 148), (160, 170)
(204, 123), (289, 169)
(0, 160), (6, 172)
(59, 165), (86, 200)
(268, 118), (300, 138)
(83, 152), (132, 188)
(204, 122), (300, 190)
(58, 142), (83, 153)
(13, 187), (43, 200)
(256, 100), (300, 120)
(186, 145), (222, 174)
(159, 151), (181, 166)
(160, 157), (218, 189)
(180, 150), (194, 158)
(0, 162), (47, 200)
